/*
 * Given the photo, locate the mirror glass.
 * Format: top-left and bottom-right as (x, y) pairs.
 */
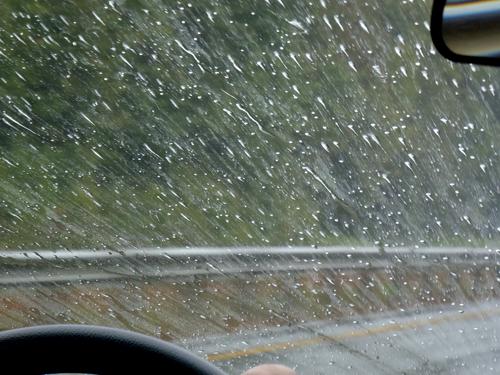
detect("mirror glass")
(442, 0), (500, 58)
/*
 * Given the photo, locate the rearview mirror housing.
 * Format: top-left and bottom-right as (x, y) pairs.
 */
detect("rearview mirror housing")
(431, 0), (500, 66)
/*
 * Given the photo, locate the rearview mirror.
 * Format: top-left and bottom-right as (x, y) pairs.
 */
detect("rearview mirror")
(431, 0), (500, 65)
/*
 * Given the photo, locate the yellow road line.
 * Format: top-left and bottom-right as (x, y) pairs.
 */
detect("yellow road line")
(207, 306), (500, 362)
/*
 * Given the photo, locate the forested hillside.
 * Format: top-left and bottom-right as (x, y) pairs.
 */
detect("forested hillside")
(1, 0), (500, 249)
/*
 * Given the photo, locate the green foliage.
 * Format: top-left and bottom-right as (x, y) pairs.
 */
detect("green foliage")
(1, 0), (500, 249)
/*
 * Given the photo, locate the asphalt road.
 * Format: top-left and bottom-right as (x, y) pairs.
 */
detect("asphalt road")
(183, 301), (500, 375)
(1, 246), (498, 374)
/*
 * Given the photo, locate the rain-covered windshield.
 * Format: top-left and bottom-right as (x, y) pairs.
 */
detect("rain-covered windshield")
(1, 0), (500, 374)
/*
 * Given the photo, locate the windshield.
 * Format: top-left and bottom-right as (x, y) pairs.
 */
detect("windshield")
(1, 0), (500, 373)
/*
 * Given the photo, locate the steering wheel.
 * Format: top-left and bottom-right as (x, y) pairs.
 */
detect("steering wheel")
(0, 324), (227, 374)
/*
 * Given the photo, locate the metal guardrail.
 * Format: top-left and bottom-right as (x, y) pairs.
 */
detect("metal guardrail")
(0, 246), (497, 285)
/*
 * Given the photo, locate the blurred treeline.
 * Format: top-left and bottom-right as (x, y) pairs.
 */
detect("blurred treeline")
(1, 0), (500, 249)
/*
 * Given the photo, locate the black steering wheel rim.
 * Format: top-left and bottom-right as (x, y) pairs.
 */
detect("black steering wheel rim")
(0, 324), (227, 374)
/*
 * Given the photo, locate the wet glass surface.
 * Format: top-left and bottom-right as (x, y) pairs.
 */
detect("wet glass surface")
(1, 0), (500, 373)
